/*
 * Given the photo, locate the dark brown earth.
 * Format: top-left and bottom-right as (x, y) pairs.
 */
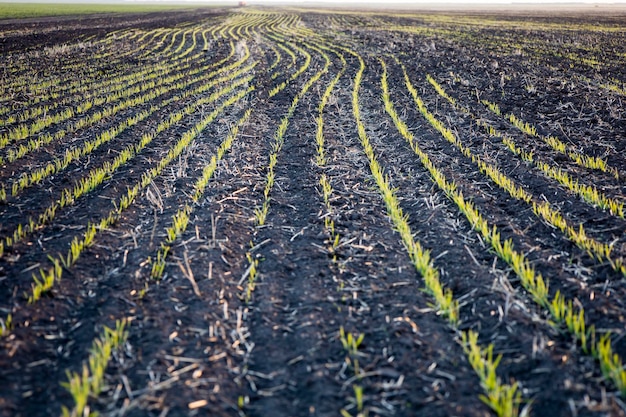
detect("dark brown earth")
(1, 6), (625, 417)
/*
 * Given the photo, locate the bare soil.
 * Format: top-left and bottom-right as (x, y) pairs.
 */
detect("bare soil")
(1, 6), (625, 417)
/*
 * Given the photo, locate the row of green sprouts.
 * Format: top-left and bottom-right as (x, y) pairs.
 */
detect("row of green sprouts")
(0, 13), (323, 417)
(26, 77), (254, 303)
(150, 108), (253, 280)
(0, 59), (256, 262)
(423, 75), (625, 274)
(241, 27), (330, 305)
(376, 56), (522, 416)
(388, 56), (626, 401)
(0, 40), (240, 175)
(0, 9), (306, 325)
(2, 10), (625, 417)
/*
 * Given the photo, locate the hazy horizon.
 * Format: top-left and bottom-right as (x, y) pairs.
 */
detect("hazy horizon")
(1, 0), (626, 4)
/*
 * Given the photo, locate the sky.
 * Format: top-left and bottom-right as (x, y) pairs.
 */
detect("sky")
(4, 0), (626, 5)
(149, 0), (626, 4)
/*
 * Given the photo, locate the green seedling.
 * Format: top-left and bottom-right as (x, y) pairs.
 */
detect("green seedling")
(0, 315), (12, 336)
(339, 326), (364, 356)
(61, 319), (128, 417)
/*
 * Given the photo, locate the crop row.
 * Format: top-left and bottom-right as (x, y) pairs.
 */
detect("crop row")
(27, 78), (254, 303)
(0, 62), (256, 261)
(398, 70), (625, 277)
(0, 12), (329, 415)
(2, 26), (193, 103)
(71, 14), (314, 413)
(1, 46), (252, 200)
(0, 37), (232, 129)
(1, 9), (624, 417)
(381, 53), (626, 406)
(297, 12), (625, 413)
(0, 40), (237, 160)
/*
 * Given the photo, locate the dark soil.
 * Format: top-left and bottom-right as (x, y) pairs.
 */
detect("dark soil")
(1, 6), (626, 417)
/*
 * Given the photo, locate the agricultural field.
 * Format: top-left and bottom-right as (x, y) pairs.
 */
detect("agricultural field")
(0, 3), (205, 21)
(0, 5), (626, 417)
